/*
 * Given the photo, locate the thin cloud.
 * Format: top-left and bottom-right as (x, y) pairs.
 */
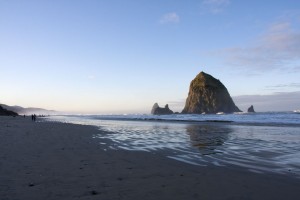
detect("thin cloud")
(233, 91), (300, 112)
(87, 75), (95, 80)
(168, 99), (186, 111)
(159, 12), (180, 24)
(202, 0), (230, 14)
(266, 82), (300, 89)
(290, 65), (300, 73)
(222, 21), (300, 72)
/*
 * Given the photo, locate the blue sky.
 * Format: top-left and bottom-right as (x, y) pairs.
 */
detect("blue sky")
(1, 0), (300, 113)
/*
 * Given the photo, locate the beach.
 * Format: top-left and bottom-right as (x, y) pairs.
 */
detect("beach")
(1, 116), (299, 200)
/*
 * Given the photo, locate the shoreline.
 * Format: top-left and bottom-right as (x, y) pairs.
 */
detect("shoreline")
(45, 114), (300, 127)
(1, 116), (300, 200)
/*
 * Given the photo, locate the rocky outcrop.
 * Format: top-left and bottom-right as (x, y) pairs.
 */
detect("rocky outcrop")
(247, 105), (255, 112)
(0, 105), (18, 116)
(151, 103), (173, 115)
(182, 71), (241, 114)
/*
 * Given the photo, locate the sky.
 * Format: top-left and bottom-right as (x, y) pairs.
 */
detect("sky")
(1, 0), (300, 113)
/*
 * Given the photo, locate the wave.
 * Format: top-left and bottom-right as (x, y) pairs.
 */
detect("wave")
(51, 111), (300, 126)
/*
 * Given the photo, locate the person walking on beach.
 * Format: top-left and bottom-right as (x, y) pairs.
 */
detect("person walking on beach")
(31, 114), (37, 122)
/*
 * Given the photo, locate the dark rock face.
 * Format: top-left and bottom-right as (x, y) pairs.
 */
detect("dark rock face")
(247, 105), (255, 112)
(0, 105), (18, 116)
(151, 103), (173, 115)
(182, 72), (241, 114)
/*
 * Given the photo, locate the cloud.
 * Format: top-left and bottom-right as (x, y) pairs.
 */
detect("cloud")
(266, 82), (300, 89)
(233, 91), (300, 112)
(202, 0), (230, 14)
(159, 12), (180, 24)
(87, 75), (95, 80)
(168, 99), (186, 111)
(222, 21), (300, 72)
(290, 65), (300, 73)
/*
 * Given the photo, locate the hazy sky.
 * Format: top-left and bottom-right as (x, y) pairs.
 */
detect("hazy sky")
(1, 0), (300, 113)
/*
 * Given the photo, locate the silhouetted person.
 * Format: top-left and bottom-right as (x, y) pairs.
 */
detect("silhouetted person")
(31, 114), (37, 122)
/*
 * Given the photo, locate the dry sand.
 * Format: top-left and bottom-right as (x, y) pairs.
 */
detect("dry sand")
(0, 116), (299, 200)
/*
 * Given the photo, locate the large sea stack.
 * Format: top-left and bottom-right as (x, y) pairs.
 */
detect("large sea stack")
(182, 72), (241, 114)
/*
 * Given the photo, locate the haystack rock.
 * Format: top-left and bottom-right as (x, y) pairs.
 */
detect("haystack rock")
(151, 103), (173, 115)
(247, 105), (255, 113)
(182, 71), (241, 114)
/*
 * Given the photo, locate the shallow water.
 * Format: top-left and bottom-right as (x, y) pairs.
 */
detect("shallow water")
(45, 114), (300, 178)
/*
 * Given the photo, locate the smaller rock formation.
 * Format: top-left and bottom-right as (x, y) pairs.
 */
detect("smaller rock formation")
(0, 105), (18, 116)
(151, 103), (173, 115)
(247, 105), (255, 113)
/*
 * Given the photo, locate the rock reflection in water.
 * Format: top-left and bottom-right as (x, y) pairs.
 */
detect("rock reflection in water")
(186, 125), (231, 155)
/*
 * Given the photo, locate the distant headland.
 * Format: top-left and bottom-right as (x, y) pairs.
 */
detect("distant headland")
(0, 104), (57, 115)
(0, 105), (18, 116)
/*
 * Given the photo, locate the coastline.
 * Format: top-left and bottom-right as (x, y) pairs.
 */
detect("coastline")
(1, 116), (299, 200)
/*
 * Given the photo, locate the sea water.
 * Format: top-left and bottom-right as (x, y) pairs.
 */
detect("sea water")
(45, 112), (300, 177)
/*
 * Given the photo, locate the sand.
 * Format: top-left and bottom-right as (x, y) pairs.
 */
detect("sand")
(0, 116), (299, 200)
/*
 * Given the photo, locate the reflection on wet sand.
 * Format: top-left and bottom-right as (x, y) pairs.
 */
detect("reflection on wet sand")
(45, 115), (300, 177)
(186, 125), (231, 155)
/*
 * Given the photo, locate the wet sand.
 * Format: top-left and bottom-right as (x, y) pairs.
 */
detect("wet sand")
(0, 116), (299, 200)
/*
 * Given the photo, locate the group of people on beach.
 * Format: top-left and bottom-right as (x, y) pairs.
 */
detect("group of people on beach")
(31, 114), (37, 122)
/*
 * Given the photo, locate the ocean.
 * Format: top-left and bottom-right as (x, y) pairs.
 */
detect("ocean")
(45, 111), (300, 178)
